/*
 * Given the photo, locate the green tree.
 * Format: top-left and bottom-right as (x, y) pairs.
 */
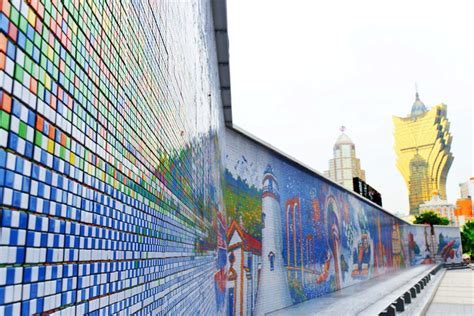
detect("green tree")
(460, 220), (474, 255)
(414, 211), (450, 226)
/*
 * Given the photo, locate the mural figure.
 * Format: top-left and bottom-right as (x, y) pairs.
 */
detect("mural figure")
(340, 254), (349, 282)
(373, 216), (386, 273)
(440, 240), (456, 261)
(326, 196), (342, 290)
(255, 165), (292, 315)
(391, 222), (402, 270)
(269, 251), (275, 271)
(316, 251), (332, 284)
(423, 227), (434, 264)
(436, 231), (462, 263)
(408, 232), (421, 265)
(351, 232), (371, 278)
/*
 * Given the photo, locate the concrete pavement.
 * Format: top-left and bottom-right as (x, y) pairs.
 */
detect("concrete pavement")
(425, 269), (474, 316)
(268, 264), (435, 315)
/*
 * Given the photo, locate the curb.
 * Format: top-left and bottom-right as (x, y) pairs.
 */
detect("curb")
(378, 264), (443, 315)
(419, 268), (447, 316)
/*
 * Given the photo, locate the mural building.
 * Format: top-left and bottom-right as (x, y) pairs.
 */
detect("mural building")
(0, 0), (463, 315)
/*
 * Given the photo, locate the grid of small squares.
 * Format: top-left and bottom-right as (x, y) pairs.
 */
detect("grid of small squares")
(1, 0), (221, 315)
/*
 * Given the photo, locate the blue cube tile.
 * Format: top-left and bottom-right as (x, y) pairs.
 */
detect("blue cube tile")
(12, 191), (23, 208)
(40, 233), (48, 247)
(0, 286), (5, 304)
(21, 300), (30, 316)
(46, 249), (54, 262)
(4, 170), (14, 188)
(8, 133), (19, 151)
(31, 165), (40, 180)
(36, 297), (44, 312)
(15, 247), (25, 264)
(40, 150), (48, 165)
(5, 40), (15, 60)
(14, 157), (24, 173)
(0, 168), (4, 187)
(9, 228), (18, 245)
(28, 196), (37, 212)
(37, 268), (44, 282)
(5, 268), (15, 285)
(23, 267), (32, 283)
(24, 142), (33, 159)
(0, 150), (5, 167)
(26, 231), (35, 247)
(16, 32), (26, 50)
(18, 212), (27, 229)
(1, 209), (12, 226)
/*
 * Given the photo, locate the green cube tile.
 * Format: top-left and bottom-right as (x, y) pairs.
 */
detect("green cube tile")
(10, 7), (20, 25)
(59, 145), (65, 158)
(34, 131), (43, 146)
(19, 17), (28, 33)
(37, 84), (44, 97)
(34, 34), (41, 47)
(14, 65), (24, 82)
(25, 40), (33, 56)
(18, 121), (27, 138)
(0, 111), (10, 130)
(24, 57), (32, 74)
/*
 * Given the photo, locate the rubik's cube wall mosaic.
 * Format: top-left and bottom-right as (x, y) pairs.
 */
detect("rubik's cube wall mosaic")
(0, 0), (463, 315)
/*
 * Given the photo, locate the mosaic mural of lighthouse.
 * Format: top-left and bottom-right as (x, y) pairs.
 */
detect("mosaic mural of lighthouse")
(255, 165), (293, 315)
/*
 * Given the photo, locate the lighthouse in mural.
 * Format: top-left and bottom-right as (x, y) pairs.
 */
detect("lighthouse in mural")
(255, 165), (292, 315)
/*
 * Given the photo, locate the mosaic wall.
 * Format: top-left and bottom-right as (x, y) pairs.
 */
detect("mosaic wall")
(223, 128), (462, 315)
(0, 0), (226, 314)
(431, 225), (463, 264)
(0, 1), (463, 316)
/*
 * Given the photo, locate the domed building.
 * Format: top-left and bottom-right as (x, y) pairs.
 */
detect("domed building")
(411, 91), (427, 116)
(324, 127), (366, 190)
(393, 91), (453, 214)
(419, 190), (456, 225)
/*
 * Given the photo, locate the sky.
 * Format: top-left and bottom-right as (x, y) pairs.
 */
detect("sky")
(226, 0), (473, 215)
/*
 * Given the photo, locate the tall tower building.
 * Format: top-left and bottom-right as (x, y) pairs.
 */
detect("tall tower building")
(393, 91), (454, 215)
(255, 165), (292, 315)
(324, 127), (366, 190)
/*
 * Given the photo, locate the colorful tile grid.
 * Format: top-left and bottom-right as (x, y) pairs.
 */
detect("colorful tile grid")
(1, 0), (223, 315)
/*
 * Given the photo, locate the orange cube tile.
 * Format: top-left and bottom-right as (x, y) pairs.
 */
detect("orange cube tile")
(0, 33), (7, 53)
(1, 92), (11, 113)
(36, 115), (44, 131)
(0, 51), (5, 71)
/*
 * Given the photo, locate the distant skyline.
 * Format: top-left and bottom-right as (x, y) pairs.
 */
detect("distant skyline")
(227, 0), (473, 215)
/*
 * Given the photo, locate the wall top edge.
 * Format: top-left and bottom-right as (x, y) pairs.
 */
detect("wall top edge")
(226, 124), (413, 226)
(211, 0), (233, 125)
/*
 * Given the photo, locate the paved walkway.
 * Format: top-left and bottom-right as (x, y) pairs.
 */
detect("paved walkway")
(268, 264), (435, 316)
(425, 269), (474, 316)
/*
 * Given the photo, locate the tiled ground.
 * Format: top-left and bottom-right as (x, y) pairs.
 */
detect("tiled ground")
(426, 269), (474, 316)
